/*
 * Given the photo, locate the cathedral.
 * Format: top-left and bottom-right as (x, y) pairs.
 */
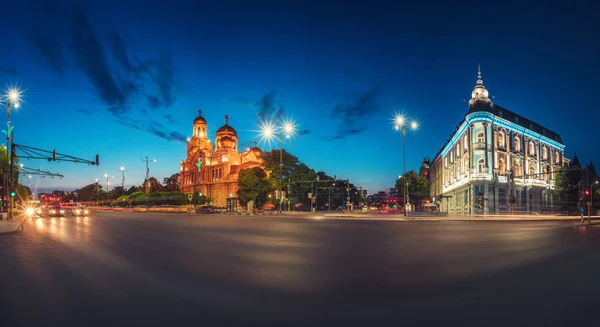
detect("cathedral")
(180, 111), (264, 207)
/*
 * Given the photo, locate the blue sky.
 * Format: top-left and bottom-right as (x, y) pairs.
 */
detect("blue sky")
(1, 0), (598, 194)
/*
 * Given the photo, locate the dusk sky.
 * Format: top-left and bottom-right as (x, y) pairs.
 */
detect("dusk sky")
(1, 0), (598, 194)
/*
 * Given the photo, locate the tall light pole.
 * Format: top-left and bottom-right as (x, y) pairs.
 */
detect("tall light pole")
(104, 174), (114, 203)
(3, 87), (21, 219)
(394, 113), (418, 216)
(260, 120), (295, 213)
(119, 166), (129, 196)
(141, 157), (156, 207)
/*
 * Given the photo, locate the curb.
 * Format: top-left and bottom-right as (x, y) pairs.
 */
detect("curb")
(0, 221), (22, 235)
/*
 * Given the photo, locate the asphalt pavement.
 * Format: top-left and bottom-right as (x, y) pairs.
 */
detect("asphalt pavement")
(1, 212), (600, 326)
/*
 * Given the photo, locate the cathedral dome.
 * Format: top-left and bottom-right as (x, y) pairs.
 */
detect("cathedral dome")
(216, 114), (237, 136)
(194, 109), (206, 124)
(251, 146), (263, 157)
(220, 136), (235, 148)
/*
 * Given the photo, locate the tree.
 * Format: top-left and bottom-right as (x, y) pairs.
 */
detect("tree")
(143, 177), (165, 194)
(163, 173), (180, 191)
(237, 167), (271, 208)
(554, 166), (579, 212)
(395, 170), (429, 205)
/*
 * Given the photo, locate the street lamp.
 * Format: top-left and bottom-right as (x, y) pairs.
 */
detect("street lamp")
(119, 166), (129, 196)
(393, 113), (418, 216)
(260, 120), (296, 213)
(141, 157), (156, 207)
(3, 87), (22, 218)
(104, 174), (114, 202)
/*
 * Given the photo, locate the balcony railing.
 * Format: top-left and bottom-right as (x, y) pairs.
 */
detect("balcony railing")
(473, 142), (487, 150)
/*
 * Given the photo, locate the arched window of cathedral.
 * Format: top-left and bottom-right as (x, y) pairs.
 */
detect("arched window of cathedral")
(477, 132), (485, 143)
(543, 147), (547, 160)
(477, 158), (485, 173)
(498, 158), (506, 175)
(514, 136), (520, 151)
(497, 132), (505, 147)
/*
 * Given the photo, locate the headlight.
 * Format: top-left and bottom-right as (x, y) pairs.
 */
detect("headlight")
(84, 210), (89, 214)
(75, 210), (80, 214)
(50, 210), (55, 214)
(26, 208), (34, 215)
(36, 209), (42, 214)
(60, 210), (65, 214)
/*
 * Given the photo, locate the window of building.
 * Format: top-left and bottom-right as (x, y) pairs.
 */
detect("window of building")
(464, 157), (469, 174)
(555, 152), (560, 164)
(529, 165), (536, 178)
(544, 166), (550, 181)
(477, 132), (485, 143)
(514, 136), (520, 151)
(464, 136), (468, 150)
(478, 158), (485, 172)
(498, 158), (506, 175)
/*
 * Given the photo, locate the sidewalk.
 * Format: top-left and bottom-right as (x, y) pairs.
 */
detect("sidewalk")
(311, 212), (599, 222)
(0, 219), (21, 234)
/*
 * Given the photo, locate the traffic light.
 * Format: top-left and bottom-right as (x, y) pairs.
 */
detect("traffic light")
(584, 190), (591, 203)
(9, 190), (16, 197)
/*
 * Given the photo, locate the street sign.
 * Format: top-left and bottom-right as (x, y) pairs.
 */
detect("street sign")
(308, 193), (312, 199)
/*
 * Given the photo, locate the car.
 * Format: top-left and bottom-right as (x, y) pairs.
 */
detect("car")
(72, 206), (90, 217)
(196, 205), (215, 214)
(24, 200), (43, 218)
(48, 206), (66, 217)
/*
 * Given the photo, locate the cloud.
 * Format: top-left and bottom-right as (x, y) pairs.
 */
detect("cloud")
(31, 29), (67, 76)
(255, 90), (284, 121)
(297, 129), (311, 136)
(118, 117), (187, 143)
(72, 9), (129, 113)
(146, 95), (161, 108)
(66, 8), (182, 141)
(323, 87), (381, 141)
(164, 114), (182, 126)
(76, 108), (92, 115)
(322, 127), (366, 141)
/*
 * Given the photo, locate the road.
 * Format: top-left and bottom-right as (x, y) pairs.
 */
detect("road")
(1, 212), (600, 326)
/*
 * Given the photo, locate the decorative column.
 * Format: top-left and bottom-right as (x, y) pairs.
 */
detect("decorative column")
(483, 123), (489, 170)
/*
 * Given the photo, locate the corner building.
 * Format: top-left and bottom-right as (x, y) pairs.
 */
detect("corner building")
(180, 111), (264, 207)
(429, 70), (569, 215)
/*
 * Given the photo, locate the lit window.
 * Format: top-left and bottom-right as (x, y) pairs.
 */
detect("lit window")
(497, 132), (505, 147)
(478, 158), (485, 172)
(477, 132), (485, 143)
(514, 137), (520, 151)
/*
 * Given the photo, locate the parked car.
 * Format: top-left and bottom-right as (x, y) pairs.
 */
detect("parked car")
(196, 205), (215, 214)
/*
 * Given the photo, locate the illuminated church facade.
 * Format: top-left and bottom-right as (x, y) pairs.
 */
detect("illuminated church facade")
(429, 70), (569, 215)
(180, 111), (264, 207)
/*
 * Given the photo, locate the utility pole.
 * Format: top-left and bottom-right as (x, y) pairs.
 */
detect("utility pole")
(119, 166), (129, 197)
(141, 157), (156, 208)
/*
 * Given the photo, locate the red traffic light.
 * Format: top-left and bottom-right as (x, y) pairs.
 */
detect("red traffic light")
(585, 190), (590, 196)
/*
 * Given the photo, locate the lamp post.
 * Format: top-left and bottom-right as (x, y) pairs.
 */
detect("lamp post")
(260, 121), (295, 213)
(591, 180), (598, 221)
(3, 87), (21, 219)
(119, 166), (129, 197)
(141, 157), (156, 207)
(104, 174), (114, 204)
(394, 113), (418, 216)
